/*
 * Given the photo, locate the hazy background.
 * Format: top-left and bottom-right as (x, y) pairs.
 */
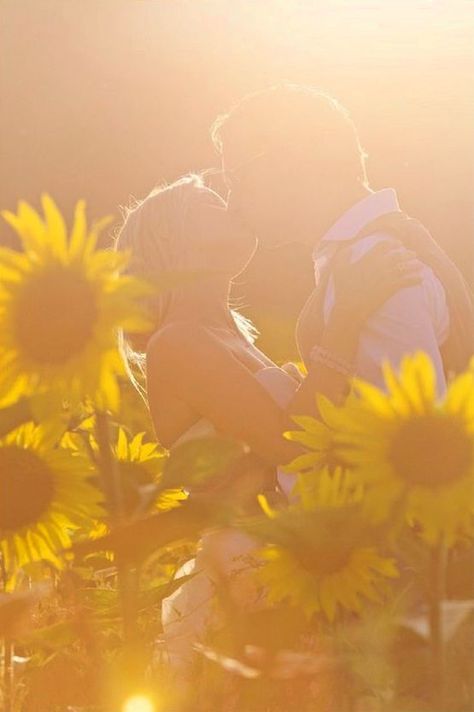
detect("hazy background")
(1, 0), (473, 358)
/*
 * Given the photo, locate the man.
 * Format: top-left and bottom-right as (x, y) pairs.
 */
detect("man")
(211, 83), (473, 394)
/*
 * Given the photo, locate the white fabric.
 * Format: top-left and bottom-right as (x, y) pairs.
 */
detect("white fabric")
(313, 189), (449, 394)
(161, 366), (299, 667)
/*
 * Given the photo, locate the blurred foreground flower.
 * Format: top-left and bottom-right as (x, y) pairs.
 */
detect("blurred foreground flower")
(253, 473), (398, 622)
(0, 423), (104, 587)
(257, 506), (398, 622)
(284, 407), (340, 476)
(283, 398), (360, 506)
(0, 195), (151, 414)
(331, 352), (474, 546)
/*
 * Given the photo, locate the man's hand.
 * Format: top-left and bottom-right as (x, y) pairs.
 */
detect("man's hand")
(296, 240), (423, 366)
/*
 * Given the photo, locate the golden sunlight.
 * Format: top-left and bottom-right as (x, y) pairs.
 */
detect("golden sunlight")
(122, 694), (156, 712)
(1, 2), (472, 711)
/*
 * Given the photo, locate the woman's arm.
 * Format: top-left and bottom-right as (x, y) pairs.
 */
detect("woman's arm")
(146, 323), (302, 468)
(147, 243), (422, 469)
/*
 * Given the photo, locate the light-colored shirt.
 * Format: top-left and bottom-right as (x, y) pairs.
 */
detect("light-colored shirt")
(313, 188), (449, 394)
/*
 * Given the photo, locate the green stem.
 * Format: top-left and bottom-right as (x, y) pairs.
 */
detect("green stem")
(0, 555), (13, 712)
(95, 410), (124, 522)
(0, 397), (32, 438)
(429, 539), (447, 708)
(95, 410), (138, 654)
(3, 638), (13, 712)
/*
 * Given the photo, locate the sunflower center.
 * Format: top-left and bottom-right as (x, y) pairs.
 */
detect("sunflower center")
(0, 446), (56, 531)
(14, 267), (98, 365)
(306, 546), (351, 575)
(389, 414), (472, 488)
(298, 531), (353, 575)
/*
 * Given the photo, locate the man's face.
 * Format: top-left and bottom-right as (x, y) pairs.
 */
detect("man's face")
(222, 145), (303, 249)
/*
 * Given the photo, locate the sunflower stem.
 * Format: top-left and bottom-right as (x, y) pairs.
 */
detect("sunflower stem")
(95, 410), (139, 661)
(0, 556), (13, 712)
(2, 637), (13, 712)
(95, 410), (124, 522)
(428, 538), (447, 708)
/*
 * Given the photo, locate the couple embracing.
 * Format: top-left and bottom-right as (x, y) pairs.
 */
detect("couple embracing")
(116, 84), (474, 668)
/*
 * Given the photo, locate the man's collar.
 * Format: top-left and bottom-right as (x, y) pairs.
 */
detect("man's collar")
(313, 188), (400, 258)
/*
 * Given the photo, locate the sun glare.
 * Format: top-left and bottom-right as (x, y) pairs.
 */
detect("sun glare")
(122, 694), (156, 712)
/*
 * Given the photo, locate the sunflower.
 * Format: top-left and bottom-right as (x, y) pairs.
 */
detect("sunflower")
(283, 399), (360, 507)
(65, 422), (185, 517)
(0, 423), (104, 587)
(330, 352), (474, 546)
(112, 427), (185, 514)
(284, 408), (337, 475)
(254, 499), (398, 622)
(292, 465), (364, 512)
(0, 195), (151, 414)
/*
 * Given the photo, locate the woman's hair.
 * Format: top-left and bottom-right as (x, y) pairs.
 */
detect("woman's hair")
(115, 173), (257, 401)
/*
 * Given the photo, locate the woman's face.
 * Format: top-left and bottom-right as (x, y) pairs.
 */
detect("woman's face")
(184, 185), (257, 276)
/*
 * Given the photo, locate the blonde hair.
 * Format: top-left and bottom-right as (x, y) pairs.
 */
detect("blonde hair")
(115, 173), (257, 400)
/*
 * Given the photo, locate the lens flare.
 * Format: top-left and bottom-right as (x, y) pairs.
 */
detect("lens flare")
(122, 695), (155, 712)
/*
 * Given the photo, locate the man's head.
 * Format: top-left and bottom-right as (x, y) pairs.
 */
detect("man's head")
(211, 84), (369, 248)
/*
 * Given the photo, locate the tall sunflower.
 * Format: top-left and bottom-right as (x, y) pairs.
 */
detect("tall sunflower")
(330, 353), (474, 546)
(0, 423), (104, 587)
(0, 195), (151, 413)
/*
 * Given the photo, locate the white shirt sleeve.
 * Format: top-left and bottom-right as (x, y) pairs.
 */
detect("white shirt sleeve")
(323, 234), (449, 396)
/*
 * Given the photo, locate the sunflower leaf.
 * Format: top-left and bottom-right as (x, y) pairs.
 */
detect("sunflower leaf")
(70, 498), (231, 564)
(159, 436), (246, 491)
(0, 397), (32, 437)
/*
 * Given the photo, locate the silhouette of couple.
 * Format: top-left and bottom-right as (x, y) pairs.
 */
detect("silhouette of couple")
(116, 84), (473, 668)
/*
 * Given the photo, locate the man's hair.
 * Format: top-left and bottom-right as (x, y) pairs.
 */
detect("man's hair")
(211, 83), (368, 187)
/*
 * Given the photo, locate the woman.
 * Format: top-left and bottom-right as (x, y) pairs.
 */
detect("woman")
(115, 173), (421, 668)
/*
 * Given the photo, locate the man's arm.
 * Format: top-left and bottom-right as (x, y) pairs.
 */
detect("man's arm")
(328, 235), (448, 394)
(354, 280), (446, 393)
(291, 236), (433, 416)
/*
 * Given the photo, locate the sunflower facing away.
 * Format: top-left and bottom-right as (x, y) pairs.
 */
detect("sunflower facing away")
(0, 423), (104, 587)
(327, 352), (474, 546)
(0, 195), (151, 413)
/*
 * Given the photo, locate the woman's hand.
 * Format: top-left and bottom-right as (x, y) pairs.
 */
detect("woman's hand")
(329, 240), (423, 331)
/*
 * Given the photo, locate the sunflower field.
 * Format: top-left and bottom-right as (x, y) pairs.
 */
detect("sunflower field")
(0, 198), (473, 712)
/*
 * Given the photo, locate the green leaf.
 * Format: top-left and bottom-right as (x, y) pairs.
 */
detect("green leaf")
(137, 573), (196, 610)
(78, 574), (196, 621)
(0, 397), (32, 437)
(25, 621), (78, 650)
(160, 436), (246, 491)
(0, 587), (46, 637)
(70, 497), (231, 564)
